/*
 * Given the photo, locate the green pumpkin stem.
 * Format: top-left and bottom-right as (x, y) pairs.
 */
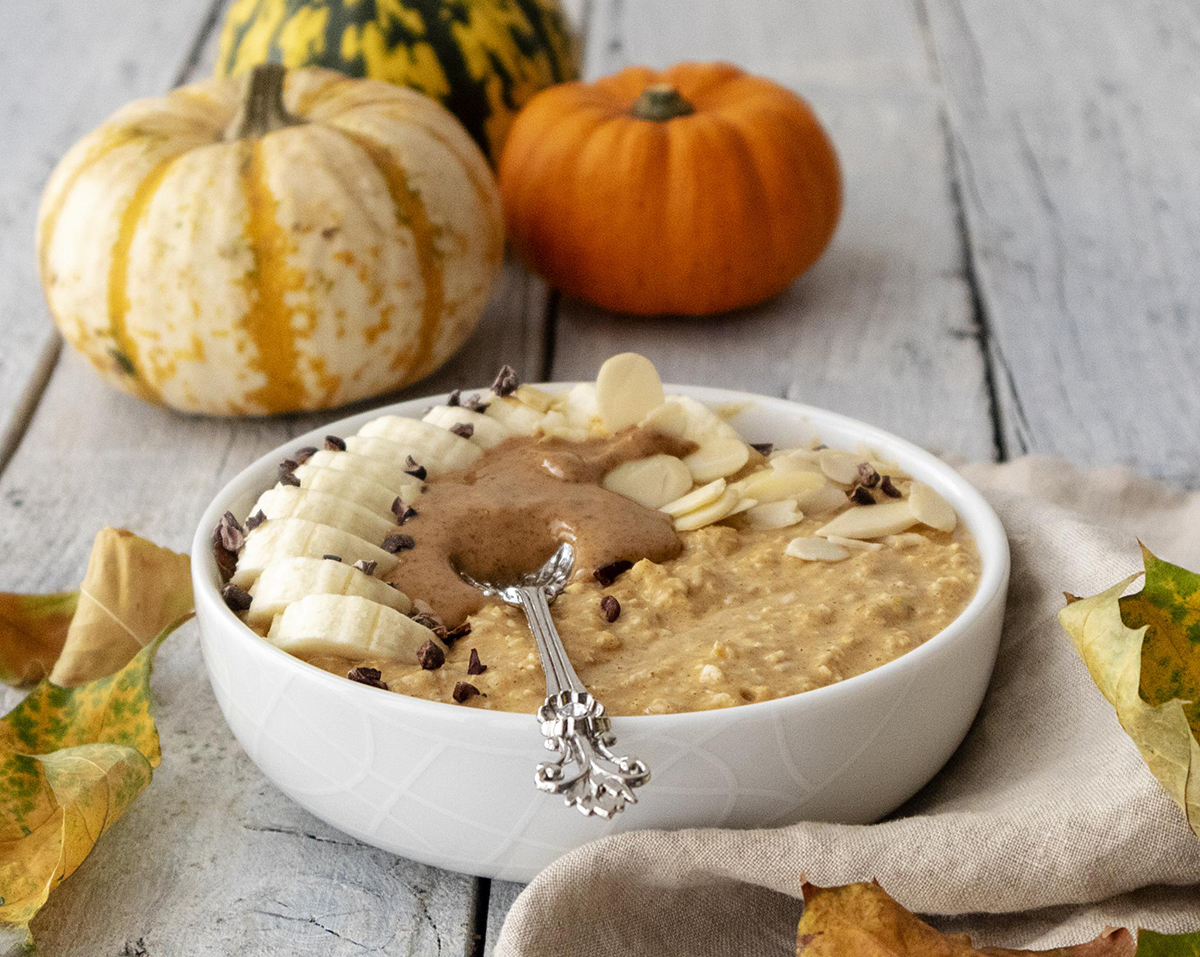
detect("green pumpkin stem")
(630, 84), (695, 121)
(226, 63), (298, 140)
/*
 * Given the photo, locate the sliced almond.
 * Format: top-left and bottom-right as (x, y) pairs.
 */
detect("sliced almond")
(825, 534), (883, 551)
(640, 399), (689, 437)
(734, 469), (826, 504)
(726, 497), (758, 517)
(818, 451), (863, 485)
(796, 484), (849, 515)
(683, 438), (750, 483)
(909, 482), (957, 532)
(743, 499), (804, 530)
(602, 454), (693, 509)
(673, 488), (739, 531)
(596, 353), (665, 431)
(660, 478), (727, 517)
(513, 384), (554, 413)
(785, 536), (850, 562)
(768, 450), (824, 474)
(815, 501), (918, 540)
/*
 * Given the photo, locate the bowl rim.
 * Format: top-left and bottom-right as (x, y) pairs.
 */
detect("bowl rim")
(192, 382), (1010, 729)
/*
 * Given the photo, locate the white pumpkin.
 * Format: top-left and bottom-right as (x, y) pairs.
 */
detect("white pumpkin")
(36, 65), (504, 415)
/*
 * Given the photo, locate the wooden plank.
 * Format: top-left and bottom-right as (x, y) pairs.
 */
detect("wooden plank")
(921, 0), (1200, 482)
(0, 0), (226, 475)
(484, 881), (525, 957)
(0, 259), (546, 953)
(547, 0), (998, 461)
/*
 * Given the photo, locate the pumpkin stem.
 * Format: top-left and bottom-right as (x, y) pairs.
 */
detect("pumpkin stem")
(630, 84), (695, 121)
(225, 63), (299, 140)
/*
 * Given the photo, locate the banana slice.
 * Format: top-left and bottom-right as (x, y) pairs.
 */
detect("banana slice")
(423, 406), (513, 449)
(683, 438), (750, 483)
(908, 482), (957, 532)
(742, 499), (804, 530)
(814, 501), (917, 541)
(640, 399), (689, 437)
(486, 396), (547, 435)
(596, 353), (665, 431)
(673, 488), (740, 531)
(355, 416), (482, 473)
(246, 556), (410, 628)
(250, 486), (395, 544)
(539, 409), (591, 441)
(733, 469), (826, 504)
(295, 450), (418, 496)
(785, 536), (850, 562)
(660, 478), (727, 517)
(267, 594), (439, 662)
(291, 463), (409, 518)
(643, 396), (741, 447)
(232, 518), (397, 588)
(602, 454), (694, 509)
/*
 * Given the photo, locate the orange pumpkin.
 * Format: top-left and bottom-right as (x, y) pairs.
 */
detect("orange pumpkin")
(498, 62), (841, 316)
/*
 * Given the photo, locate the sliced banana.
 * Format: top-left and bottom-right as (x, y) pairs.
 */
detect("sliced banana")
(250, 486), (395, 544)
(295, 450), (417, 495)
(231, 518), (397, 588)
(423, 405), (513, 449)
(742, 499), (804, 530)
(596, 353), (665, 431)
(733, 469), (826, 504)
(785, 536), (850, 562)
(291, 463), (407, 518)
(602, 454), (694, 509)
(660, 478), (727, 517)
(539, 409), (591, 441)
(640, 399), (690, 437)
(673, 488), (740, 531)
(815, 501), (917, 541)
(486, 396), (547, 435)
(646, 395), (741, 445)
(246, 556), (410, 628)
(908, 482), (957, 532)
(355, 416), (482, 473)
(267, 594), (439, 662)
(683, 438), (750, 483)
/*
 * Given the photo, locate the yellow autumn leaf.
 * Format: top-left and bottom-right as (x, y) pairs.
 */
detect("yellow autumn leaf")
(0, 590), (77, 687)
(1058, 546), (1200, 839)
(796, 881), (1135, 956)
(0, 528), (193, 948)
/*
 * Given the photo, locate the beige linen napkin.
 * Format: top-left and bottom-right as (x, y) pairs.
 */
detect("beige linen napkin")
(496, 456), (1200, 955)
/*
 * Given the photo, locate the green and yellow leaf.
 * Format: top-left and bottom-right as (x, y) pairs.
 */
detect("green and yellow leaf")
(0, 591), (78, 687)
(1059, 546), (1200, 839)
(0, 528), (193, 946)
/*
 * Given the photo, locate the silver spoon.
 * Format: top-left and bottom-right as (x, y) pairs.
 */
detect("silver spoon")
(457, 543), (650, 818)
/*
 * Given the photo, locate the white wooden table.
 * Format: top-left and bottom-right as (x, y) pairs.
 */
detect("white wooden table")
(2, 1), (1196, 953)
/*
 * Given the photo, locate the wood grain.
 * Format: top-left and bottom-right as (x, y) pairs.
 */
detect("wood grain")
(921, 0), (1200, 482)
(0, 0), (227, 475)
(547, 0), (997, 461)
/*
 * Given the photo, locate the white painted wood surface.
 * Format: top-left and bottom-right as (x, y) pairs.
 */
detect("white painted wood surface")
(3, 0), (1200, 952)
(920, 0), (1200, 483)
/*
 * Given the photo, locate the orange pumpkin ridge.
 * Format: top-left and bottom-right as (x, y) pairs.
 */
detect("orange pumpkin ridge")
(499, 61), (842, 317)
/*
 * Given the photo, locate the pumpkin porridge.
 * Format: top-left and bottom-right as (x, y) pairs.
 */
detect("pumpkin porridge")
(215, 354), (980, 716)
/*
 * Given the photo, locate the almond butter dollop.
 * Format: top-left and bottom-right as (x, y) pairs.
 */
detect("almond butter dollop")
(384, 427), (695, 625)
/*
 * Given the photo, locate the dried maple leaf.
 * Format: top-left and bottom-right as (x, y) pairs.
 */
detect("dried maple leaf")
(1059, 545), (1200, 838)
(0, 527), (192, 688)
(0, 529), (193, 949)
(796, 882), (1135, 956)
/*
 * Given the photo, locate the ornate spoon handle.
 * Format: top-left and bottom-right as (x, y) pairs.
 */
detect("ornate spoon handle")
(513, 585), (650, 818)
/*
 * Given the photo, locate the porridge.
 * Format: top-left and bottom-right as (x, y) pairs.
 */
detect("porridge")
(214, 354), (980, 716)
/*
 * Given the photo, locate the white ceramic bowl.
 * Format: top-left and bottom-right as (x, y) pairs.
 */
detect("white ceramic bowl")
(192, 384), (1009, 882)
